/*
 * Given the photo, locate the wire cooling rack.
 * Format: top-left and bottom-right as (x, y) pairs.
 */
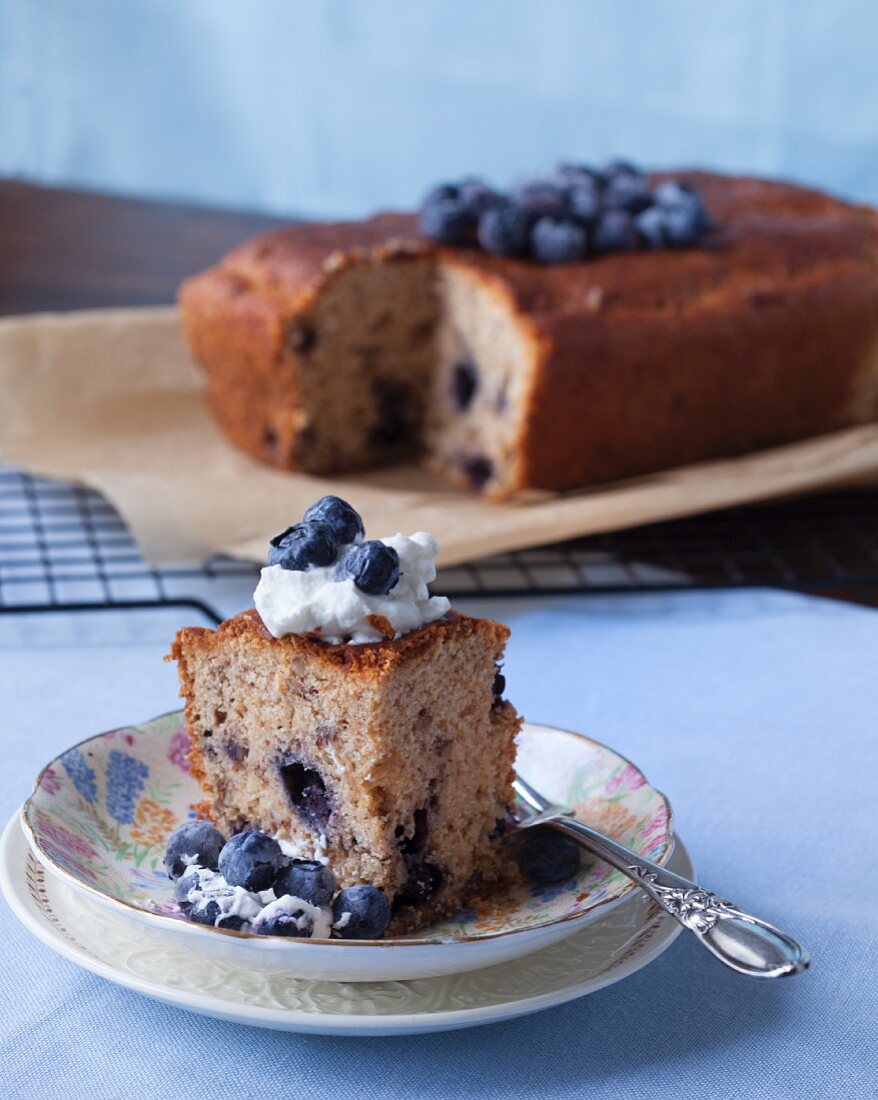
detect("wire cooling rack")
(2, 464), (878, 624)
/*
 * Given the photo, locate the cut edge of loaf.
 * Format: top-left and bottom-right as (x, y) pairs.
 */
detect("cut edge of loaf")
(180, 250), (438, 475)
(180, 243), (547, 498)
(424, 254), (543, 497)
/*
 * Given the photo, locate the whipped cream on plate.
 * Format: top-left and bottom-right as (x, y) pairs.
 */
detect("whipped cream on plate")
(180, 865), (332, 937)
(276, 833), (329, 864)
(254, 531), (451, 644)
(255, 895), (333, 939)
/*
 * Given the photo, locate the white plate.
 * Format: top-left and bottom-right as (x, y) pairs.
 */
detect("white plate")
(1, 813), (689, 1035)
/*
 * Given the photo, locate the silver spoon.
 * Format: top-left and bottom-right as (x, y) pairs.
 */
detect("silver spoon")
(513, 775), (810, 978)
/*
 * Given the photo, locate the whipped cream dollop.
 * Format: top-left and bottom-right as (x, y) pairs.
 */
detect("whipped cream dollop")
(254, 531), (451, 644)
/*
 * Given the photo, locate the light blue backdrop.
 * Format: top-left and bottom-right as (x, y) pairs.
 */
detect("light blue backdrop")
(2, 0), (877, 218)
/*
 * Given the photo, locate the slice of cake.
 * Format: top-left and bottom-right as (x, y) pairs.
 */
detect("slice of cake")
(169, 496), (521, 932)
(179, 164), (878, 498)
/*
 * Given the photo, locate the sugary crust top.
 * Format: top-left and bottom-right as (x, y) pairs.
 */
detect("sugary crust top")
(180, 170), (878, 321)
(169, 608), (510, 676)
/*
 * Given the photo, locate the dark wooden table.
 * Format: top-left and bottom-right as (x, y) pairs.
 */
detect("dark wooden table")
(0, 179), (286, 315)
(1, 178), (876, 607)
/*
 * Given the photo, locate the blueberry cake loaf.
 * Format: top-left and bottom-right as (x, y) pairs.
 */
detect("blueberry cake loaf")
(169, 497), (521, 933)
(179, 163), (878, 498)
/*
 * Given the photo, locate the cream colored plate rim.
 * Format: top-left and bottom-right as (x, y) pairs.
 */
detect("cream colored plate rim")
(1, 812), (688, 1035)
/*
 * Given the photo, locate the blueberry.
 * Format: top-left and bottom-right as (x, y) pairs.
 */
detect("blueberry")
(274, 859), (336, 907)
(217, 914), (248, 932)
(603, 172), (653, 214)
(531, 217), (588, 264)
(462, 454), (494, 490)
(421, 181), (459, 206)
(516, 829), (581, 884)
(603, 158), (642, 180)
(188, 894), (248, 931)
(332, 885), (391, 940)
(567, 183), (601, 224)
(592, 208), (638, 253)
(397, 807), (429, 857)
(492, 669), (506, 697)
(218, 831), (285, 892)
(189, 896), (222, 926)
(489, 814), (513, 841)
(268, 521), (337, 571)
(174, 865), (202, 904)
(634, 205), (668, 249)
(302, 496), (365, 546)
(636, 199), (703, 249)
(452, 361), (478, 410)
(477, 201), (531, 256)
(369, 379), (411, 449)
(653, 180), (709, 230)
(663, 204), (705, 247)
(286, 319), (316, 354)
(651, 179), (690, 207)
(223, 736), (246, 763)
(419, 197), (473, 244)
(164, 820), (226, 879)
(422, 179), (500, 222)
(252, 899), (316, 938)
(555, 162), (605, 189)
(336, 540), (400, 595)
(278, 757), (332, 831)
(511, 180), (569, 220)
(394, 860), (444, 909)
(456, 177), (501, 219)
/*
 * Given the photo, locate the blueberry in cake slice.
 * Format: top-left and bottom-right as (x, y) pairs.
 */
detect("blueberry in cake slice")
(169, 496), (521, 933)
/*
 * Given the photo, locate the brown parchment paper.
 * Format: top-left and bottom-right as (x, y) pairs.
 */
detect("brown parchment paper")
(2, 306), (878, 567)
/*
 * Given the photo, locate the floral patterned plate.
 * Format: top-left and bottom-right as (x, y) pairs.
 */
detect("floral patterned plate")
(21, 713), (673, 982)
(1, 817), (689, 1034)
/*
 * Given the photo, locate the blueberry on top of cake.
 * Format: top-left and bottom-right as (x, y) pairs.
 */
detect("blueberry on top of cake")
(169, 496), (521, 934)
(254, 495), (450, 643)
(419, 160), (711, 261)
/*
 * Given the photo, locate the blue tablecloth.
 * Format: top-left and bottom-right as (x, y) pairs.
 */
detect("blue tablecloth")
(1, 588), (876, 1099)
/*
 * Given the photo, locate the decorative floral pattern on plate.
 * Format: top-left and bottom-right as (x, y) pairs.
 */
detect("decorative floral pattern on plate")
(22, 713), (673, 943)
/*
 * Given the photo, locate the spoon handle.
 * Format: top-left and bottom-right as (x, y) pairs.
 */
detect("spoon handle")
(544, 816), (810, 978)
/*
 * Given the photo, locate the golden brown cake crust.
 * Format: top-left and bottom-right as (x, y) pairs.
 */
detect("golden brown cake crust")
(171, 608), (507, 673)
(179, 170), (878, 494)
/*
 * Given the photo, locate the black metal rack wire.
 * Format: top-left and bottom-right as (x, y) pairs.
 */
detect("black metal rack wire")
(2, 464), (878, 625)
